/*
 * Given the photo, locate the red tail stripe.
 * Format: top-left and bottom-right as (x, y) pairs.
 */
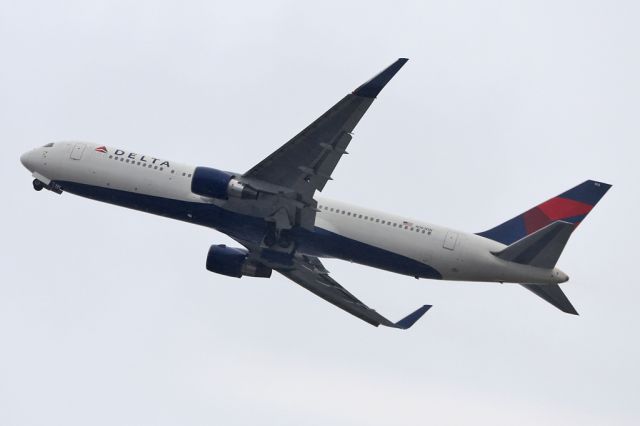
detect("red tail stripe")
(537, 197), (593, 221)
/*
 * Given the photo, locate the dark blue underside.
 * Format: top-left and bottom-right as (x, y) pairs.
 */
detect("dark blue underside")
(58, 181), (442, 280)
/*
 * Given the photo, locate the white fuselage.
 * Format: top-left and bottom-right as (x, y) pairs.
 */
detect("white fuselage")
(20, 142), (568, 285)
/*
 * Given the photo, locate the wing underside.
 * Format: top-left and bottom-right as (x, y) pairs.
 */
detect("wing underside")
(277, 255), (430, 329)
(227, 60), (427, 328)
(243, 58), (409, 203)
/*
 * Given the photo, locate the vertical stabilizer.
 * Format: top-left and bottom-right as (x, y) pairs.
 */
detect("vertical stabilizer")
(478, 180), (611, 245)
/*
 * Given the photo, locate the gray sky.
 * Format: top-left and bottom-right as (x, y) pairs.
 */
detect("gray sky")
(1, 1), (639, 424)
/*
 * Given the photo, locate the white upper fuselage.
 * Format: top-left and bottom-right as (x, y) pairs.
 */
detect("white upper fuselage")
(20, 141), (569, 285)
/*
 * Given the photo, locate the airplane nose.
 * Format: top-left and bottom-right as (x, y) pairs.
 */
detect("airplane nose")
(20, 151), (32, 170)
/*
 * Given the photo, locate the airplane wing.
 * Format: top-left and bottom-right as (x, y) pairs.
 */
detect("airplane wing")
(277, 254), (431, 329)
(243, 58), (408, 202)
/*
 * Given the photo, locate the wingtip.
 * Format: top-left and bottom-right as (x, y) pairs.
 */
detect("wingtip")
(352, 58), (409, 99)
(393, 304), (432, 330)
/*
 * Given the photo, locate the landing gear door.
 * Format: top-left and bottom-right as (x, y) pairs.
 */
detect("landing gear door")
(443, 231), (458, 250)
(70, 143), (86, 160)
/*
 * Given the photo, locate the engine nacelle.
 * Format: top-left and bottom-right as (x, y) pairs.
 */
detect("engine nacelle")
(191, 167), (258, 200)
(206, 245), (272, 278)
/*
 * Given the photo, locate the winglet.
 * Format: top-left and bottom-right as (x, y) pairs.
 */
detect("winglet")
(353, 58), (409, 98)
(392, 304), (432, 329)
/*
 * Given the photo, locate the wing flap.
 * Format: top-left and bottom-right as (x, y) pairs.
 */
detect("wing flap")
(244, 95), (369, 197)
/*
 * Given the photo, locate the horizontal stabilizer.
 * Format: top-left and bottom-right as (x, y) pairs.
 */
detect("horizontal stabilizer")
(494, 220), (575, 269)
(520, 283), (578, 315)
(392, 305), (432, 329)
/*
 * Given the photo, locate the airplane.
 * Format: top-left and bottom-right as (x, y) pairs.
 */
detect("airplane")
(19, 58), (611, 330)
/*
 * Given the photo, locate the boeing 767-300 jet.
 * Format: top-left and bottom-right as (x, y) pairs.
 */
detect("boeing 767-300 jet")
(20, 58), (611, 329)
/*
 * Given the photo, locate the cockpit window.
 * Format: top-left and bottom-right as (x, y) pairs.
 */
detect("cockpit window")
(42, 143), (55, 148)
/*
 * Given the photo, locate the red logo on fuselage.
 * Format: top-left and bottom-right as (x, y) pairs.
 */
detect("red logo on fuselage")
(95, 146), (108, 153)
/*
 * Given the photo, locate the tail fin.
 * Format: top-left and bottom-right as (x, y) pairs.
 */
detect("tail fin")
(478, 180), (612, 245)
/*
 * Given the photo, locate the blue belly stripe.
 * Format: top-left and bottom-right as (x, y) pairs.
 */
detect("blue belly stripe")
(57, 180), (442, 279)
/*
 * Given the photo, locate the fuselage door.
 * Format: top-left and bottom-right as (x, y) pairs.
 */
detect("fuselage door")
(443, 231), (458, 250)
(70, 143), (86, 160)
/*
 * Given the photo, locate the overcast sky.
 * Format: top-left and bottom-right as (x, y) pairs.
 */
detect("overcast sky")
(1, 1), (639, 424)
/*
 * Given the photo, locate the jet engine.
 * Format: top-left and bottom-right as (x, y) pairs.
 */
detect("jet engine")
(206, 244), (272, 278)
(191, 167), (258, 200)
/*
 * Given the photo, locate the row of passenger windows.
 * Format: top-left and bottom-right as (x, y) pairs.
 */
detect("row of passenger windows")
(108, 155), (192, 178)
(317, 204), (432, 235)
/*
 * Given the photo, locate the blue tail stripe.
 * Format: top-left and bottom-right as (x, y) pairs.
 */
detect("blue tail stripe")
(477, 180), (611, 245)
(560, 180), (612, 206)
(477, 216), (526, 245)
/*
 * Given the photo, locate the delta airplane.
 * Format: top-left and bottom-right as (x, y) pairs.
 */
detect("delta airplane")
(20, 58), (611, 329)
